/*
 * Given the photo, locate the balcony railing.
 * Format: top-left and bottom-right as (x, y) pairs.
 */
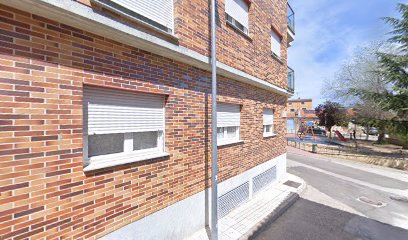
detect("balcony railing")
(288, 67), (295, 93)
(287, 3), (295, 34)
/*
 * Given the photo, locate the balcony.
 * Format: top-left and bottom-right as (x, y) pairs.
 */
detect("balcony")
(287, 3), (295, 46)
(288, 67), (295, 93)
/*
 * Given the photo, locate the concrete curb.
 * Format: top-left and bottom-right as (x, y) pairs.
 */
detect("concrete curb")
(238, 192), (299, 240)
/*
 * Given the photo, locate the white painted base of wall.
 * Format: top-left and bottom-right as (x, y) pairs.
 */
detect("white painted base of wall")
(101, 153), (287, 240)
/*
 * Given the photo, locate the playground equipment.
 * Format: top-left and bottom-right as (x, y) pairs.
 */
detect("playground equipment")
(334, 130), (347, 142)
(297, 121), (315, 141)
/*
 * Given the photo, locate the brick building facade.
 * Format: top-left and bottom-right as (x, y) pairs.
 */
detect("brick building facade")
(286, 99), (317, 133)
(0, 0), (295, 239)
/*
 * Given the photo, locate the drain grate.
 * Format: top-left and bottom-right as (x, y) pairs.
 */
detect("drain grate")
(389, 195), (408, 203)
(357, 196), (386, 207)
(253, 166), (277, 194)
(283, 180), (301, 188)
(218, 182), (249, 218)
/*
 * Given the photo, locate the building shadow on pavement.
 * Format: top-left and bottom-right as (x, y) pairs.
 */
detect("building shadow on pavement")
(250, 198), (408, 240)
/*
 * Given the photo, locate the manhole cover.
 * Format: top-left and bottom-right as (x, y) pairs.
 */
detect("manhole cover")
(389, 195), (408, 203)
(283, 180), (301, 188)
(357, 196), (386, 207)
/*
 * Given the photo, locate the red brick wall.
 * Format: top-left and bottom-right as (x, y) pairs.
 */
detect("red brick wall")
(75, 0), (289, 89)
(0, 3), (287, 240)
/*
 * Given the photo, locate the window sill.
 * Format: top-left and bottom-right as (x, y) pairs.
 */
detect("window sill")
(226, 21), (252, 41)
(271, 53), (284, 65)
(264, 133), (277, 138)
(83, 152), (169, 172)
(217, 139), (244, 147)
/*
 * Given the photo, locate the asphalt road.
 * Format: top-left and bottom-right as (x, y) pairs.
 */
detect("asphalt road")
(252, 151), (408, 240)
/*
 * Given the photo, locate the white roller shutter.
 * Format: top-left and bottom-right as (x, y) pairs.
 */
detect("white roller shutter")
(271, 31), (281, 57)
(264, 109), (274, 125)
(84, 86), (164, 135)
(225, 0), (249, 29)
(217, 103), (240, 127)
(111, 0), (174, 31)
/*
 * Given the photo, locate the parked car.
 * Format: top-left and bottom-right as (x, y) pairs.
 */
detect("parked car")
(363, 127), (379, 135)
(307, 127), (326, 136)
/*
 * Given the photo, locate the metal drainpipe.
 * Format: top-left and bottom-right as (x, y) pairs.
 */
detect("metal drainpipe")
(210, 0), (218, 239)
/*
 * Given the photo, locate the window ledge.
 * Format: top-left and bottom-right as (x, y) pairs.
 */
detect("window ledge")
(83, 152), (169, 172)
(271, 53), (284, 65)
(217, 140), (244, 147)
(264, 133), (277, 138)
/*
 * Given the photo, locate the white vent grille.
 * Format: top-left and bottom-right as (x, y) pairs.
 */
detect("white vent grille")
(218, 182), (249, 218)
(253, 166), (276, 194)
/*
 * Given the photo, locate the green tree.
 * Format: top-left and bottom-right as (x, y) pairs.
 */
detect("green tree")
(323, 42), (394, 141)
(350, 3), (408, 145)
(315, 101), (345, 138)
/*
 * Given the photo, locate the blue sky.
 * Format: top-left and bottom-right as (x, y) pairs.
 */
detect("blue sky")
(288, 0), (402, 107)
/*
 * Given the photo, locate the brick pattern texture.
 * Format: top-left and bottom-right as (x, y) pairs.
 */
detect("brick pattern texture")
(76, 0), (289, 89)
(0, 1), (288, 239)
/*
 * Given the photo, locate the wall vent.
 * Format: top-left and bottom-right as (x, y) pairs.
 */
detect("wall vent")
(218, 182), (249, 218)
(253, 166), (276, 194)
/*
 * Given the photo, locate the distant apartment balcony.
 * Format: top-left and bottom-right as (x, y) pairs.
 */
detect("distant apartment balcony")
(288, 67), (295, 93)
(287, 3), (295, 46)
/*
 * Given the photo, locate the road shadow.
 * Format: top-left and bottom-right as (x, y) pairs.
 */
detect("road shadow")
(250, 198), (408, 240)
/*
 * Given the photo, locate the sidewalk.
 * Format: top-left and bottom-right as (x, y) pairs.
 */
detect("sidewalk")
(187, 173), (305, 240)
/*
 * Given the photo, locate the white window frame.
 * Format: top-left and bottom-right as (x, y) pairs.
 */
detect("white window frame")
(225, 0), (249, 35)
(217, 126), (240, 145)
(94, 0), (175, 34)
(83, 87), (168, 171)
(271, 31), (282, 58)
(217, 103), (242, 146)
(263, 109), (275, 137)
(86, 131), (165, 161)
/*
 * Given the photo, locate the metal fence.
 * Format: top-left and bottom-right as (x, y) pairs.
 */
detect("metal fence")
(288, 67), (295, 93)
(287, 140), (407, 160)
(287, 3), (295, 33)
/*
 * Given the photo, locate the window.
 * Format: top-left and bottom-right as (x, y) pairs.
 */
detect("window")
(263, 109), (274, 137)
(290, 109), (295, 112)
(302, 108), (306, 110)
(83, 86), (166, 170)
(217, 103), (241, 145)
(96, 0), (174, 33)
(225, 0), (249, 35)
(288, 102), (292, 105)
(301, 101), (305, 104)
(271, 31), (282, 58)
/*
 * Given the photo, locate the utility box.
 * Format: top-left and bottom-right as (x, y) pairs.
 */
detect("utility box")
(312, 144), (317, 153)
